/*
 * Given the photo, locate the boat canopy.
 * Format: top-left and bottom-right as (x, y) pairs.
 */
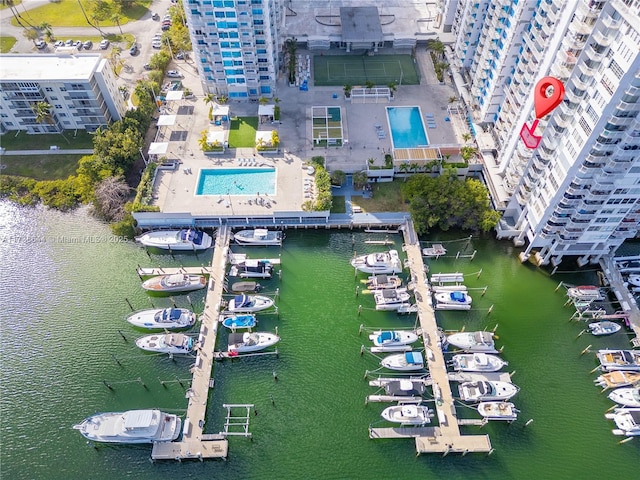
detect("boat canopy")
(378, 331), (397, 342)
(180, 229), (204, 244)
(234, 294), (251, 307)
(124, 410), (154, 429)
(228, 332), (245, 345)
(450, 291), (466, 302)
(405, 351), (423, 364)
(254, 229), (269, 238)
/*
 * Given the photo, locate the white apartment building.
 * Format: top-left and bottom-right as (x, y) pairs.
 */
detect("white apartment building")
(449, 0), (640, 266)
(0, 54), (125, 133)
(183, 0), (282, 100)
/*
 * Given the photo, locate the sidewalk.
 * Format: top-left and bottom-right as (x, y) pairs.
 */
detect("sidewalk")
(0, 149), (93, 155)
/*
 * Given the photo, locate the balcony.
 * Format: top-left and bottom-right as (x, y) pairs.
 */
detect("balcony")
(601, 12), (622, 30)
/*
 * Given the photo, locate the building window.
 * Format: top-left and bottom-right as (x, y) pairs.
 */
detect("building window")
(609, 59), (624, 80)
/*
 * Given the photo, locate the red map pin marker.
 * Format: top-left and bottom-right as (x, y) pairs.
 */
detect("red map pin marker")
(534, 76), (564, 119)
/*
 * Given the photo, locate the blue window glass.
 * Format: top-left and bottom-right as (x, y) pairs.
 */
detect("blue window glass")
(227, 78), (236, 84)
(205, 11), (213, 16)
(260, 86), (271, 94)
(225, 12), (236, 18)
(223, 60), (233, 66)
(215, 11), (224, 18)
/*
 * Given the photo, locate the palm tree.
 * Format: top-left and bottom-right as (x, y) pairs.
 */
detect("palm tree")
(387, 81), (397, 98)
(398, 162), (410, 181)
(409, 162), (420, 175)
(343, 84), (352, 98)
(461, 133), (472, 143)
(203, 93), (215, 106)
(427, 38), (446, 59)
(365, 80), (375, 91)
(33, 101), (53, 125)
(285, 38), (298, 84)
(258, 96), (269, 105)
(22, 27), (39, 45)
(111, 13), (123, 34)
(272, 97), (280, 105)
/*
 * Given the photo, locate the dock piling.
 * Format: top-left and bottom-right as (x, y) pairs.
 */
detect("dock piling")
(269, 393), (275, 406)
(138, 377), (148, 390)
(358, 305), (362, 316)
(580, 344), (592, 356)
(356, 286), (360, 297)
(359, 324), (363, 336)
(524, 419), (534, 428)
(103, 380), (114, 390)
(117, 330), (127, 342)
(272, 370), (278, 382)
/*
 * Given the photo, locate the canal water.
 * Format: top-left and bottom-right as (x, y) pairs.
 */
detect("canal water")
(1, 201), (638, 480)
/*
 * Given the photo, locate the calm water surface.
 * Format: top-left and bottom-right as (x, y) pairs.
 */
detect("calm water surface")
(1, 201), (638, 479)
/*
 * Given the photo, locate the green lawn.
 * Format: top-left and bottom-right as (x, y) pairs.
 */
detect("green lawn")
(0, 154), (80, 180)
(228, 117), (258, 148)
(10, 0), (152, 27)
(330, 195), (346, 214)
(314, 54), (419, 86)
(351, 180), (408, 212)
(0, 36), (17, 53)
(0, 131), (95, 151)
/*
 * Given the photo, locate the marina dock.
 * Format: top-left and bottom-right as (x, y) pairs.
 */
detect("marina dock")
(391, 222), (491, 454)
(151, 226), (232, 461)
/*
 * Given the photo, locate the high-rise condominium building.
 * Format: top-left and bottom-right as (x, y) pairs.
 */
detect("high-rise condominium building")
(0, 54), (125, 134)
(183, 0), (282, 100)
(450, 0), (639, 266)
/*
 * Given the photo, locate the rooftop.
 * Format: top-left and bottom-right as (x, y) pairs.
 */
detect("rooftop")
(0, 54), (103, 82)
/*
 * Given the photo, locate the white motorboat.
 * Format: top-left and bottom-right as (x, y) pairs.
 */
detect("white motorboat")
(233, 229), (283, 246)
(458, 380), (519, 402)
(445, 331), (497, 353)
(221, 314), (257, 330)
(380, 351), (425, 371)
(230, 281), (262, 293)
(587, 321), (622, 336)
(227, 294), (274, 313)
(604, 407), (640, 436)
(373, 288), (412, 311)
(141, 274), (207, 293)
(627, 274), (640, 288)
(477, 402), (519, 421)
(227, 331), (280, 353)
(450, 353), (507, 372)
(596, 349), (640, 372)
(229, 259), (273, 278)
(382, 379), (426, 397)
(422, 243), (446, 258)
(369, 330), (420, 351)
(380, 404), (434, 425)
(434, 291), (472, 310)
(73, 409), (181, 444)
(135, 333), (194, 354)
(566, 285), (605, 302)
(363, 274), (403, 290)
(594, 371), (640, 390)
(126, 308), (196, 330)
(350, 249), (403, 274)
(136, 229), (212, 251)
(608, 387), (640, 407)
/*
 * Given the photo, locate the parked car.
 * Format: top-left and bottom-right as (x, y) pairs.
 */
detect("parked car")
(35, 39), (46, 49)
(130, 44), (138, 55)
(143, 63), (152, 71)
(99, 39), (110, 49)
(176, 51), (190, 60)
(74, 41), (83, 50)
(152, 12), (160, 20)
(65, 39), (74, 47)
(161, 24), (171, 31)
(54, 40), (64, 48)
(83, 40), (93, 49)
(166, 70), (183, 78)
(152, 41), (162, 49)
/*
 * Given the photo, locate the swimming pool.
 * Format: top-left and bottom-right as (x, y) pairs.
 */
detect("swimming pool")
(386, 106), (429, 148)
(196, 168), (276, 196)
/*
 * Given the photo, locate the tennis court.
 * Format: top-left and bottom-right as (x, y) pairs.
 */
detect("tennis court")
(314, 54), (419, 86)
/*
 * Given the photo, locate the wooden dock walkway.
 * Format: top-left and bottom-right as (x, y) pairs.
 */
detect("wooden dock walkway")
(399, 222), (492, 455)
(151, 226), (232, 461)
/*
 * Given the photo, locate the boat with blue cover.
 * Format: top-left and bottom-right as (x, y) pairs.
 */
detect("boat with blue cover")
(369, 330), (419, 351)
(380, 351), (425, 371)
(434, 290), (472, 310)
(221, 314), (257, 330)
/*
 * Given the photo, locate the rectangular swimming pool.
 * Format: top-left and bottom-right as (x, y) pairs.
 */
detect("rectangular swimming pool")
(195, 168), (276, 196)
(386, 106), (429, 149)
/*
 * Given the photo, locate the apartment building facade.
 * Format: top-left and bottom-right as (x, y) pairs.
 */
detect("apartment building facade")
(183, 0), (282, 100)
(0, 54), (125, 134)
(449, 0), (640, 266)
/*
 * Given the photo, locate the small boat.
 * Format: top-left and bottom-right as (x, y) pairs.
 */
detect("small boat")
(627, 274), (640, 288)
(383, 379), (426, 397)
(588, 321), (622, 336)
(458, 380), (519, 402)
(373, 288), (412, 311)
(594, 371), (640, 389)
(596, 349), (640, 372)
(233, 229), (283, 246)
(136, 229), (212, 251)
(450, 353), (507, 372)
(380, 351), (425, 371)
(477, 402), (519, 421)
(369, 330), (420, 350)
(434, 291), (472, 310)
(142, 274), (207, 293)
(350, 249), (403, 274)
(566, 285), (605, 302)
(227, 294), (274, 313)
(380, 404), (434, 425)
(608, 387), (640, 407)
(227, 331), (280, 353)
(229, 259), (273, 278)
(231, 281), (262, 293)
(126, 308), (196, 330)
(221, 314), (257, 330)
(135, 333), (194, 354)
(445, 331), (497, 353)
(422, 243), (446, 257)
(73, 409), (181, 444)
(604, 407), (640, 436)
(363, 274), (403, 290)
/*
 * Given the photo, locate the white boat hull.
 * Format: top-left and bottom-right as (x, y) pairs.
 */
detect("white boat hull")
(233, 229), (283, 246)
(135, 333), (194, 354)
(597, 350), (640, 372)
(228, 331), (280, 353)
(227, 294), (274, 313)
(351, 249), (403, 275)
(136, 229), (212, 251)
(369, 330), (419, 348)
(73, 409), (181, 444)
(588, 321), (621, 336)
(142, 274), (207, 293)
(605, 407), (640, 436)
(458, 381), (519, 402)
(380, 404), (433, 425)
(380, 352), (424, 371)
(608, 387), (640, 407)
(594, 371), (640, 389)
(446, 331), (497, 353)
(477, 402), (519, 421)
(127, 308), (196, 330)
(434, 291), (472, 308)
(566, 285), (604, 302)
(450, 353), (507, 372)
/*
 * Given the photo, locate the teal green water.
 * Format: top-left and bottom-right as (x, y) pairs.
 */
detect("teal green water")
(1, 201), (638, 479)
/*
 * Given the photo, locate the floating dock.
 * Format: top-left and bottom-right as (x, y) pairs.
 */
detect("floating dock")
(151, 227), (232, 461)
